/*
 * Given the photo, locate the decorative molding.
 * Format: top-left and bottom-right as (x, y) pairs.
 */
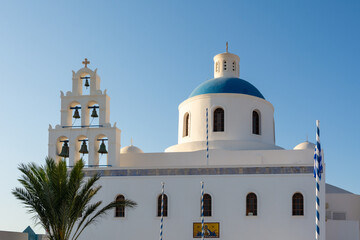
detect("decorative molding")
(83, 166), (313, 177)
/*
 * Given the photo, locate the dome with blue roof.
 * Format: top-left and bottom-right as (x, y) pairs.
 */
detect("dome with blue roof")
(189, 77), (265, 99)
(168, 48), (277, 153)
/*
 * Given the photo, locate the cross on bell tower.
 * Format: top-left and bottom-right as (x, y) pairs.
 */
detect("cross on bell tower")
(82, 58), (90, 68)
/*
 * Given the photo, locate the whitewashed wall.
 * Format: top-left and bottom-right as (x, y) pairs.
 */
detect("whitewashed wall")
(326, 193), (360, 240)
(0, 231), (28, 240)
(78, 173), (325, 240)
(327, 220), (359, 240)
(167, 93), (277, 152)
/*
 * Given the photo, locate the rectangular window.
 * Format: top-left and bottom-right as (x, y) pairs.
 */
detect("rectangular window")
(332, 212), (346, 220)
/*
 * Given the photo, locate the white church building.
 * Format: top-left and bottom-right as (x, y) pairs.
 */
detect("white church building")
(48, 48), (360, 240)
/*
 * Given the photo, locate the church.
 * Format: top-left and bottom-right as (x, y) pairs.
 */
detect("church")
(48, 46), (359, 240)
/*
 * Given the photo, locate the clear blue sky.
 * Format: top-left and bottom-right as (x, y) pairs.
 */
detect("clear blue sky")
(0, 0), (359, 233)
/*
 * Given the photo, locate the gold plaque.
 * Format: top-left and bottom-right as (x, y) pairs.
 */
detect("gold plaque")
(193, 222), (220, 238)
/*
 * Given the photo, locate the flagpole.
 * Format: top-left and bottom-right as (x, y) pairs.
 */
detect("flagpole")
(201, 108), (208, 240)
(160, 182), (164, 240)
(201, 181), (205, 240)
(314, 120), (322, 240)
(206, 108), (209, 166)
(316, 174), (320, 240)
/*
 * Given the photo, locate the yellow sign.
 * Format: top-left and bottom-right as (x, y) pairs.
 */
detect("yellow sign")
(193, 222), (220, 238)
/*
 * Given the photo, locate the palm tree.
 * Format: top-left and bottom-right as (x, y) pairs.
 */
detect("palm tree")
(12, 158), (136, 240)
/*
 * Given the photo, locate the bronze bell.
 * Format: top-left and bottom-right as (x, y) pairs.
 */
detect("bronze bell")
(98, 140), (108, 154)
(84, 78), (90, 88)
(79, 141), (88, 154)
(73, 108), (80, 119)
(91, 108), (98, 118)
(59, 141), (69, 158)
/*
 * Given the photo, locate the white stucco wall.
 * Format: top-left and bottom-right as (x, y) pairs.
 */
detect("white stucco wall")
(325, 193), (360, 240)
(78, 172), (325, 240)
(0, 231), (28, 240)
(119, 148), (313, 168)
(326, 193), (360, 223)
(167, 93), (277, 152)
(326, 220), (359, 240)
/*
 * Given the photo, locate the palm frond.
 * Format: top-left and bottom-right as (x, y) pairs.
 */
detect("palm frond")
(13, 158), (136, 240)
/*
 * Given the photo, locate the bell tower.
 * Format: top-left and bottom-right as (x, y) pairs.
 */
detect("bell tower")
(48, 59), (121, 167)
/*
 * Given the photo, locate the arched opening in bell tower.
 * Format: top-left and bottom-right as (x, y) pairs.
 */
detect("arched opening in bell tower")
(56, 136), (69, 166)
(80, 73), (91, 95)
(87, 101), (100, 127)
(95, 134), (109, 167)
(69, 101), (81, 127)
(76, 135), (89, 166)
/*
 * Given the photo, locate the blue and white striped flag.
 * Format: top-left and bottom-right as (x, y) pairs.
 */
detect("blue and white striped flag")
(159, 182), (164, 240)
(313, 120), (323, 179)
(206, 108), (209, 165)
(314, 120), (322, 240)
(201, 181), (205, 240)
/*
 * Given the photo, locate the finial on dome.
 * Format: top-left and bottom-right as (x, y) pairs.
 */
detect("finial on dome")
(213, 43), (240, 78)
(130, 137), (133, 146)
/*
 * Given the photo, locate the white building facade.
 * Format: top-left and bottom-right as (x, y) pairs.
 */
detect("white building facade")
(48, 48), (358, 240)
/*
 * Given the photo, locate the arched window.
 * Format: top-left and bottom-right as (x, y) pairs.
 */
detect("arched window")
(223, 60), (227, 71)
(246, 193), (257, 216)
(201, 194), (212, 217)
(213, 108), (224, 132)
(115, 195), (125, 217)
(252, 110), (260, 135)
(183, 113), (190, 137)
(232, 61), (236, 71)
(292, 193), (304, 216)
(157, 194), (168, 217)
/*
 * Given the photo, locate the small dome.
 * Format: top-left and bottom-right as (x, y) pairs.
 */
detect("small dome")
(189, 77), (265, 99)
(294, 141), (315, 150)
(120, 145), (144, 153)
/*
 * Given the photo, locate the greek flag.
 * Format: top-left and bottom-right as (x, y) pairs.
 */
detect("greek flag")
(313, 120), (323, 180)
(159, 182), (164, 240)
(314, 120), (322, 240)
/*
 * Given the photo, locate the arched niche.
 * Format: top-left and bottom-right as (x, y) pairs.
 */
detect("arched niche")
(56, 136), (69, 165)
(72, 67), (101, 96)
(75, 135), (89, 166)
(80, 73), (91, 96)
(252, 109), (261, 135)
(94, 134), (109, 167)
(67, 101), (81, 127)
(87, 100), (100, 127)
(183, 112), (190, 137)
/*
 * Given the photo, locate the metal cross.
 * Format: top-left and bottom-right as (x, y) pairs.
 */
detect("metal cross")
(82, 58), (90, 68)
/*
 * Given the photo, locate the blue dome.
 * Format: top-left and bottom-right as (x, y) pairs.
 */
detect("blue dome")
(189, 77), (265, 99)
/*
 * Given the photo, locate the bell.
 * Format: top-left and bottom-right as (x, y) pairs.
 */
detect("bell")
(91, 108), (98, 118)
(59, 142), (69, 158)
(73, 108), (80, 119)
(98, 140), (108, 154)
(84, 78), (90, 88)
(79, 141), (88, 154)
